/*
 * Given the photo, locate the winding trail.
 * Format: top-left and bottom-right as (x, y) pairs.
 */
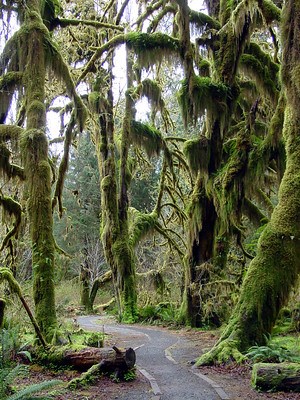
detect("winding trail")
(77, 316), (230, 400)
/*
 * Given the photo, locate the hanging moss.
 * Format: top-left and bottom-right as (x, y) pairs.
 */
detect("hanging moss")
(0, 195), (22, 251)
(189, 9), (221, 31)
(0, 72), (23, 123)
(198, 59), (211, 77)
(135, 79), (163, 110)
(130, 120), (164, 158)
(177, 76), (229, 126)
(239, 53), (279, 100)
(125, 32), (180, 68)
(128, 209), (158, 247)
(183, 136), (210, 176)
(41, 0), (62, 29)
(46, 36), (87, 131)
(220, 0), (236, 24)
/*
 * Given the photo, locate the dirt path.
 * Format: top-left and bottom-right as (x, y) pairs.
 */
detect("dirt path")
(77, 315), (229, 400)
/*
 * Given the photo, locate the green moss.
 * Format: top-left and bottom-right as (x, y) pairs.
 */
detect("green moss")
(0, 267), (22, 296)
(177, 76), (229, 126)
(130, 120), (164, 158)
(198, 59), (211, 77)
(129, 209), (158, 247)
(189, 10), (221, 30)
(125, 32), (180, 68)
(252, 362), (300, 392)
(258, 0), (281, 25)
(0, 298), (5, 328)
(183, 136), (210, 175)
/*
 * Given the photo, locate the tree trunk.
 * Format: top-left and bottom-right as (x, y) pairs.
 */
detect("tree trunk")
(80, 264), (92, 312)
(252, 363), (300, 392)
(20, 1), (57, 339)
(0, 298), (5, 328)
(197, 0), (300, 365)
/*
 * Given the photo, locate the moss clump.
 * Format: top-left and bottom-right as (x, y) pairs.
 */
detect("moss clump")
(189, 10), (221, 30)
(178, 76), (229, 126)
(128, 209), (158, 247)
(125, 32), (180, 67)
(198, 59), (211, 76)
(183, 136), (210, 175)
(130, 120), (164, 158)
(258, 0), (281, 25)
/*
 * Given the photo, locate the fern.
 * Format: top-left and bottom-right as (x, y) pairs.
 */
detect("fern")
(7, 379), (62, 400)
(0, 365), (61, 400)
(246, 344), (300, 363)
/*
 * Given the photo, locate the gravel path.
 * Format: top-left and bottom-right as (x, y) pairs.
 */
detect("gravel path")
(77, 316), (229, 400)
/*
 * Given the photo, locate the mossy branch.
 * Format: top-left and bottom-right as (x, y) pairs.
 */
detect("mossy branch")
(79, 32), (180, 82)
(258, 0), (281, 25)
(130, 120), (165, 158)
(0, 124), (24, 141)
(0, 142), (25, 180)
(53, 17), (124, 31)
(0, 71), (23, 89)
(47, 39), (87, 131)
(0, 195), (22, 251)
(189, 9), (221, 31)
(52, 112), (76, 216)
(129, 209), (158, 247)
(0, 268), (47, 348)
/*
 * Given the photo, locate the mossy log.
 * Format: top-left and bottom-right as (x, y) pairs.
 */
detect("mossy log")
(252, 362), (300, 392)
(53, 346), (136, 371)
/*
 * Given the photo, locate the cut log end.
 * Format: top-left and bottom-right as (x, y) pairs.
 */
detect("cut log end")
(252, 362), (300, 392)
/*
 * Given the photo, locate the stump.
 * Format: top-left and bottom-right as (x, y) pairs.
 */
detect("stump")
(252, 362), (300, 392)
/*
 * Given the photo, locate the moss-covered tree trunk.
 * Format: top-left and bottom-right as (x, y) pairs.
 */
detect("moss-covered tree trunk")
(179, 0), (242, 327)
(198, 0), (300, 364)
(20, 1), (57, 339)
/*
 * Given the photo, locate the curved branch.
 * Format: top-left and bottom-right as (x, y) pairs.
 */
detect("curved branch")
(53, 17), (124, 31)
(0, 268), (47, 348)
(0, 195), (22, 251)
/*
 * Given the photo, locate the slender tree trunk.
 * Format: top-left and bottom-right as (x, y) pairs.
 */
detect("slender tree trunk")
(20, 0), (57, 339)
(198, 0), (300, 364)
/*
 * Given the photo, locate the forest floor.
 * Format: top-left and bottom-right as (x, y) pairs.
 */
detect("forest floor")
(16, 315), (300, 400)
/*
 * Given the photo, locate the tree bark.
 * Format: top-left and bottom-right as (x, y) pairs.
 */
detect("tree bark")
(252, 363), (300, 392)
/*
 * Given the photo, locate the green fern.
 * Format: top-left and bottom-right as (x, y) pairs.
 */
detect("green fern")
(7, 379), (62, 400)
(245, 343), (300, 363)
(0, 364), (61, 400)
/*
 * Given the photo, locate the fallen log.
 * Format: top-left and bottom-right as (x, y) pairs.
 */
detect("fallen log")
(252, 362), (300, 392)
(66, 346), (136, 388)
(48, 345), (136, 371)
